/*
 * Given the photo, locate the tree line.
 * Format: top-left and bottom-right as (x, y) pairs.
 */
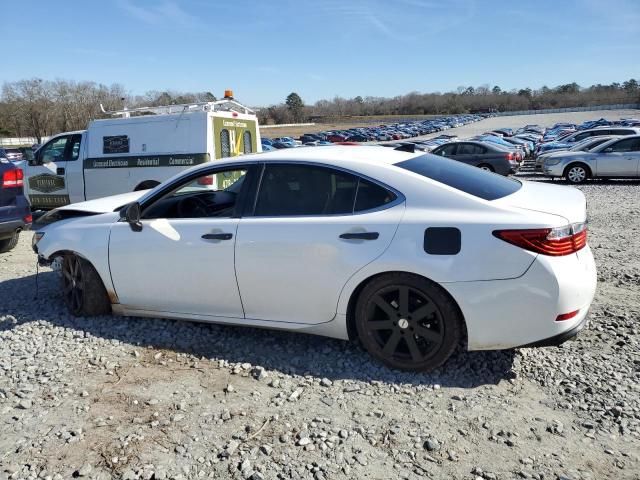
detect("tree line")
(262, 80), (640, 124)
(1, 78), (639, 141)
(0, 79), (217, 142)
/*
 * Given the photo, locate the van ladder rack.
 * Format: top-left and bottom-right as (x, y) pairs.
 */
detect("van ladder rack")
(100, 99), (255, 118)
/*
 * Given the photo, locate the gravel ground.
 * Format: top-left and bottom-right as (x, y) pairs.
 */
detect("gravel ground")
(1, 175), (639, 479)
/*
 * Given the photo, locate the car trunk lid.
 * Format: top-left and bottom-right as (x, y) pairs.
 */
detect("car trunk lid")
(494, 180), (587, 224)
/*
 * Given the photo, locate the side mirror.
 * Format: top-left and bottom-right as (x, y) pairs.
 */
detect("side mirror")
(120, 202), (142, 232)
(604, 147), (613, 153)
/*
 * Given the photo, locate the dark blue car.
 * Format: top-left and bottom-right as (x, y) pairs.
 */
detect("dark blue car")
(0, 161), (31, 253)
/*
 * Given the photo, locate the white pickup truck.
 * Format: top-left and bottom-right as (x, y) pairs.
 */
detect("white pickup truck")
(24, 95), (261, 209)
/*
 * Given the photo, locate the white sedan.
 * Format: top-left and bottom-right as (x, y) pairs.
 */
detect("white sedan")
(32, 146), (597, 371)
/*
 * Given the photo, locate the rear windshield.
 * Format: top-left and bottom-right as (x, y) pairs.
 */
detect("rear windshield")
(396, 154), (521, 201)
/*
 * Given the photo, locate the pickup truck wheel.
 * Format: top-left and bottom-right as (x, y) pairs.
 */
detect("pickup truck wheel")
(61, 255), (111, 316)
(0, 231), (19, 253)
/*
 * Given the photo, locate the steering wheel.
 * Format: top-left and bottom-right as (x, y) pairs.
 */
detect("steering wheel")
(177, 196), (210, 218)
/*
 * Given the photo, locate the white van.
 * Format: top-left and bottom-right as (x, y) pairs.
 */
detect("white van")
(24, 94), (261, 209)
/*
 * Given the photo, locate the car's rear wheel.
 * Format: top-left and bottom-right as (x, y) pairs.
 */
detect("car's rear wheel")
(61, 254), (111, 316)
(564, 163), (589, 184)
(355, 273), (463, 371)
(0, 231), (20, 253)
(478, 164), (494, 172)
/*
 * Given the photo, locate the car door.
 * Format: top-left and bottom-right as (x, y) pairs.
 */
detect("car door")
(108, 164), (254, 318)
(234, 162), (405, 324)
(25, 134), (77, 209)
(595, 138), (639, 176)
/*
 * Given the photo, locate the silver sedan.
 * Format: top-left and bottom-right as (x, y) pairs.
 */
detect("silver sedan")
(543, 135), (640, 184)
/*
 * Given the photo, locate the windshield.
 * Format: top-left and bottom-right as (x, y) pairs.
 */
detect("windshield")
(396, 154), (521, 201)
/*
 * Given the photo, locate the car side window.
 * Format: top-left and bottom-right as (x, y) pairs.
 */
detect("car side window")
(65, 134), (82, 161)
(39, 136), (69, 163)
(457, 143), (484, 155)
(574, 133), (589, 141)
(608, 138), (637, 152)
(436, 144), (457, 156)
(456, 143), (472, 155)
(142, 168), (248, 219)
(354, 179), (397, 212)
(254, 164), (358, 216)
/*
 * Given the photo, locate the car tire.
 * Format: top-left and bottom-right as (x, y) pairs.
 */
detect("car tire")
(61, 254), (111, 316)
(478, 164), (494, 172)
(564, 163), (590, 184)
(355, 273), (463, 372)
(0, 231), (19, 253)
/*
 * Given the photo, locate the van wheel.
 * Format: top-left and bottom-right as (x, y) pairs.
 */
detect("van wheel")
(0, 231), (19, 253)
(564, 164), (590, 184)
(134, 180), (160, 191)
(355, 273), (463, 372)
(61, 255), (111, 316)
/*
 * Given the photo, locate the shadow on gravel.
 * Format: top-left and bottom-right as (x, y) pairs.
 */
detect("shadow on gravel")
(1, 271), (516, 388)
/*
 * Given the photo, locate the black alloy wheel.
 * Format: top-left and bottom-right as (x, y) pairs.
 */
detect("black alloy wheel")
(62, 255), (85, 314)
(61, 255), (111, 316)
(355, 274), (462, 371)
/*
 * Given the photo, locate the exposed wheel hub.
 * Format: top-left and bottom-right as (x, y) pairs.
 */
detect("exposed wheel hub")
(398, 318), (409, 329)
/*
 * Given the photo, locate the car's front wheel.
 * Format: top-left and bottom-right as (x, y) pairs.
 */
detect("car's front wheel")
(61, 254), (111, 316)
(564, 163), (590, 184)
(355, 273), (463, 371)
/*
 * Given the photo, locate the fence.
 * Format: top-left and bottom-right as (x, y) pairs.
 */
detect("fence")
(0, 137), (50, 147)
(495, 103), (640, 117)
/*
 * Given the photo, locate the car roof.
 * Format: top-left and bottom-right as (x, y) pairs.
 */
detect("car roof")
(250, 145), (418, 166)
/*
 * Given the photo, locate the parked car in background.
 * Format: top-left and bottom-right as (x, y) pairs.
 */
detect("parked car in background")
(474, 135), (524, 162)
(0, 161), (31, 253)
(543, 135), (640, 183)
(535, 136), (619, 170)
(537, 127), (640, 156)
(432, 141), (518, 175)
(0, 148), (24, 162)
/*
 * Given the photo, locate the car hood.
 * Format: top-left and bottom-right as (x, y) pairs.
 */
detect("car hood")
(495, 180), (587, 224)
(57, 190), (148, 214)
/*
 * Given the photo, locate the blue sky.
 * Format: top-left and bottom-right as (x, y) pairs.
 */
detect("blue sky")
(3, 0), (639, 106)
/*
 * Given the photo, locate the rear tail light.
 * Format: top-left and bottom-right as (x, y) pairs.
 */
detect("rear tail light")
(505, 152), (514, 161)
(2, 168), (24, 188)
(493, 222), (587, 256)
(197, 175), (214, 185)
(24, 214), (33, 223)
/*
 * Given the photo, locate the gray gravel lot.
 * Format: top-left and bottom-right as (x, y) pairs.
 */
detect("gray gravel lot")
(1, 117), (639, 479)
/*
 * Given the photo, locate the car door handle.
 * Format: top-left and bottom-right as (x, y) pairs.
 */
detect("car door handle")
(201, 233), (233, 240)
(56, 167), (65, 175)
(339, 232), (379, 240)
